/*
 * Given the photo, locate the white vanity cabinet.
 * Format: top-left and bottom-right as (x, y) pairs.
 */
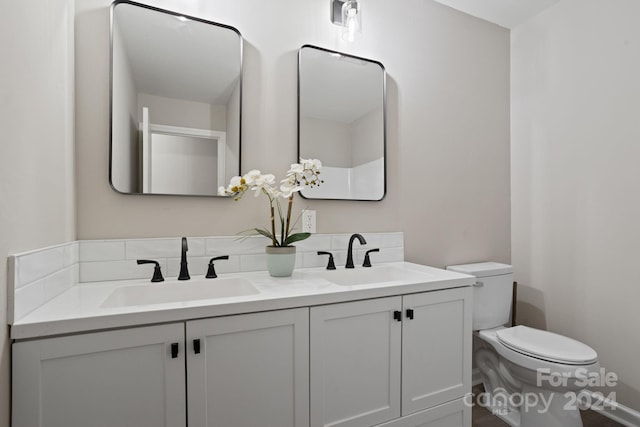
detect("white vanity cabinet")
(12, 323), (187, 427)
(11, 276), (472, 427)
(309, 287), (472, 427)
(186, 308), (309, 427)
(12, 308), (309, 427)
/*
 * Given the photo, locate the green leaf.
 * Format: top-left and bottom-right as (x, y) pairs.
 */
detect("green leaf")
(237, 227), (276, 244)
(251, 228), (276, 241)
(284, 232), (311, 246)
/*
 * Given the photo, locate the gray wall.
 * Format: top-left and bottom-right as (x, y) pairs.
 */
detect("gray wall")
(75, 0), (510, 271)
(0, 1), (76, 424)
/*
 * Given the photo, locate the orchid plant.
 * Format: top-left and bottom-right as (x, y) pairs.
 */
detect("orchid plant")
(218, 159), (323, 247)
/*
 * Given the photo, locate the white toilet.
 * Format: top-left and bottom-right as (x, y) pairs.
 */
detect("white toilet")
(447, 262), (599, 427)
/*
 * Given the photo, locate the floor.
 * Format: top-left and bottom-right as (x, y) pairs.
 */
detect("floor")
(471, 385), (625, 427)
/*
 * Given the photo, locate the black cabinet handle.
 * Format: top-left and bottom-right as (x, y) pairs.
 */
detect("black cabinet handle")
(193, 339), (201, 354)
(393, 310), (402, 322)
(170, 343), (179, 359)
(406, 309), (414, 320)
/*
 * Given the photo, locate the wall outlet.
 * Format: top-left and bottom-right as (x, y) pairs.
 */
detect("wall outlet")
(302, 210), (316, 233)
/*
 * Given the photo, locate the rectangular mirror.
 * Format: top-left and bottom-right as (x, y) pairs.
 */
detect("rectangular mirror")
(298, 45), (386, 201)
(110, 1), (242, 196)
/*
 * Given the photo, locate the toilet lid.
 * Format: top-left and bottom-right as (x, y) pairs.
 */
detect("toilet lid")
(496, 326), (598, 365)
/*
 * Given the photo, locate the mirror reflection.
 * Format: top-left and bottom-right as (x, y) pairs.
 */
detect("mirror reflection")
(298, 45), (385, 201)
(110, 1), (242, 196)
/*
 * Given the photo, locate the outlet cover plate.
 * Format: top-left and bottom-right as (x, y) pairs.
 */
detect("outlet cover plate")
(302, 210), (316, 233)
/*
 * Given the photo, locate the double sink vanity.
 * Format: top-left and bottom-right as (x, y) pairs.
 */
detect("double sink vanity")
(10, 238), (474, 427)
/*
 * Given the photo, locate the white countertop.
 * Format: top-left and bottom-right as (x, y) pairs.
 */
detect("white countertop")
(11, 262), (475, 340)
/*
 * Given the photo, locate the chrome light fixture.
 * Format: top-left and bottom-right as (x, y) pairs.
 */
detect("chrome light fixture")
(331, 0), (361, 42)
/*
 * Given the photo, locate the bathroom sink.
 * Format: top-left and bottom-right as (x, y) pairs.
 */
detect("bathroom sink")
(101, 278), (259, 307)
(313, 265), (433, 286)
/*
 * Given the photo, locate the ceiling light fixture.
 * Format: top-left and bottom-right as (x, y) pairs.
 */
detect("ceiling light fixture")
(331, 0), (361, 42)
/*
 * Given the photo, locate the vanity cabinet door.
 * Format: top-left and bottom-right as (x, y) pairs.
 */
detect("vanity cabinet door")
(401, 287), (472, 416)
(12, 323), (186, 427)
(374, 398), (471, 427)
(310, 297), (402, 427)
(186, 307), (309, 427)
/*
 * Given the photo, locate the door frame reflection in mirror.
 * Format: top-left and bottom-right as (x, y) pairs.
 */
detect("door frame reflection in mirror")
(109, 0), (243, 197)
(297, 44), (386, 201)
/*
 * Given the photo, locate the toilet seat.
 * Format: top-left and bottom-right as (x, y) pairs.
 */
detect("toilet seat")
(496, 326), (598, 365)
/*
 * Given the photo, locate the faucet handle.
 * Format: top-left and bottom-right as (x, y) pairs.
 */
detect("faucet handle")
(206, 255), (230, 278)
(363, 249), (380, 268)
(137, 259), (164, 282)
(317, 251), (336, 270)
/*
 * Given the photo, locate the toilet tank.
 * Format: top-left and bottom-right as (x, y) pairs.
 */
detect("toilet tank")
(447, 262), (513, 330)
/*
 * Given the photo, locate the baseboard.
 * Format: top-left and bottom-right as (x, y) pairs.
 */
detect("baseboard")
(584, 390), (640, 427)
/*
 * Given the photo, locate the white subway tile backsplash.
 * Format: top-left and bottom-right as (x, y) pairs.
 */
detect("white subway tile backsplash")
(380, 232), (404, 248)
(73, 263), (80, 285)
(16, 246), (65, 288)
(63, 242), (79, 267)
(166, 255), (240, 278)
(295, 234), (332, 252)
(44, 267), (74, 301)
(205, 236), (270, 255)
(123, 238), (204, 260)
(185, 238), (205, 257)
(331, 250), (349, 268)
(9, 242), (78, 323)
(330, 234), (352, 250)
(355, 246), (404, 264)
(302, 251), (330, 269)
(79, 240), (124, 262)
(359, 233), (382, 248)
(10, 233), (404, 322)
(239, 253), (268, 272)
(7, 257), (16, 323)
(125, 238), (179, 260)
(80, 259), (168, 283)
(14, 280), (46, 320)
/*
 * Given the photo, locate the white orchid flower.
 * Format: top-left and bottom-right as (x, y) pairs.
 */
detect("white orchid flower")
(288, 163), (304, 175)
(300, 158), (322, 171)
(242, 170), (262, 186)
(219, 160), (324, 246)
(249, 173), (277, 197)
(280, 182), (302, 198)
(229, 175), (244, 188)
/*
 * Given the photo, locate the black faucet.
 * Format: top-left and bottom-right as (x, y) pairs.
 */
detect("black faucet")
(178, 237), (190, 280)
(363, 248), (380, 267)
(136, 259), (164, 282)
(345, 233), (367, 268)
(206, 255), (230, 278)
(317, 251), (336, 270)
